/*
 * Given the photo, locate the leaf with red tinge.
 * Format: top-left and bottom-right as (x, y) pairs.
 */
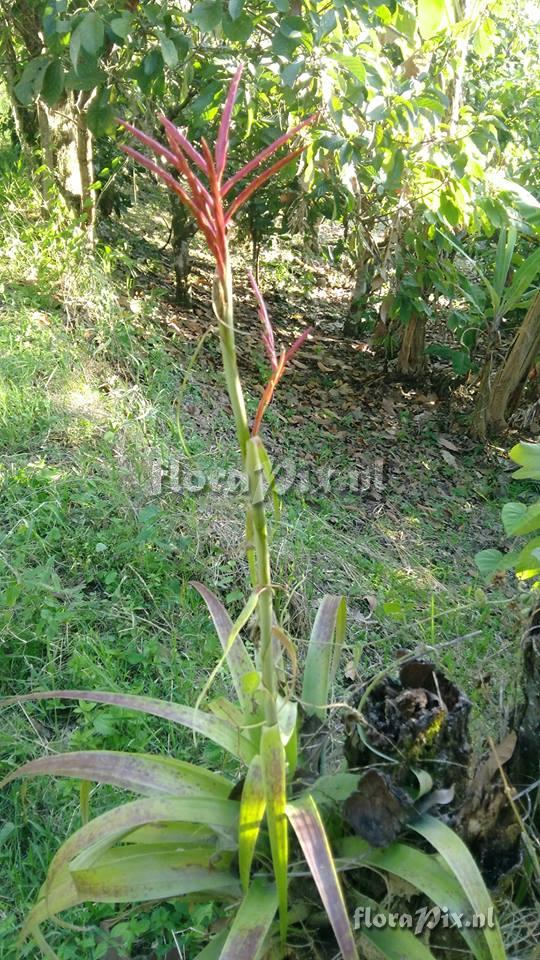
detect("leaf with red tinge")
(0, 690), (256, 762)
(191, 581), (255, 710)
(301, 595), (347, 719)
(287, 795), (359, 960)
(218, 880), (278, 960)
(1, 750), (232, 798)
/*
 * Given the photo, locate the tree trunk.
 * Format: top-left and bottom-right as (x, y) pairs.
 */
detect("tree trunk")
(75, 91), (96, 243)
(397, 313), (426, 377)
(345, 249), (374, 337)
(170, 194), (195, 305)
(475, 291), (540, 437)
(2, 40), (35, 161)
(35, 93), (96, 239)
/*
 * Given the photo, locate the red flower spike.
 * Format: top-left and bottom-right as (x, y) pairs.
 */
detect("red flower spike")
(248, 275), (312, 435)
(222, 114), (318, 197)
(284, 326), (312, 365)
(159, 114), (208, 175)
(248, 271), (278, 372)
(119, 145), (199, 219)
(215, 64), (244, 179)
(118, 119), (179, 170)
(118, 66), (316, 280)
(225, 146), (306, 224)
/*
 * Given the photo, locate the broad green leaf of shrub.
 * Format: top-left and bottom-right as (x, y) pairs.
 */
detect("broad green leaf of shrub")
(417, 0), (452, 39)
(509, 441), (540, 479)
(502, 501), (540, 537)
(188, 1), (223, 31)
(513, 537), (540, 579)
(474, 548), (505, 576)
(15, 56), (51, 105)
(80, 12), (104, 55)
(41, 60), (65, 107)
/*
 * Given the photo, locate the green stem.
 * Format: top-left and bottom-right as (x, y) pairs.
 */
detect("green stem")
(247, 439), (278, 726)
(214, 251), (277, 726)
(216, 252), (250, 461)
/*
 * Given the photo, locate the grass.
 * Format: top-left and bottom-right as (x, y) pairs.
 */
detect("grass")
(0, 160), (527, 958)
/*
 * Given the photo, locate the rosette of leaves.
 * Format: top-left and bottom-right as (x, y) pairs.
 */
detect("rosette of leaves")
(2, 66), (506, 960)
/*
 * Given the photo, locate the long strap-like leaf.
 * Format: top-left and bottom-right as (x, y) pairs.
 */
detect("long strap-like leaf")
(410, 815), (506, 960)
(46, 795), (239, 891)
(195, 591), (260, 711)
(288, 795), (359, 960)
(301, 595), (346, 720)
(191, 581), (256, 708)
(261, 724), (289, 943)
(1, 689), (255, 762)
(239, 755), (266, 891)
(1, 750), (232, 797)
(218, 880), (278, 960)
(340, 836), (492, 960)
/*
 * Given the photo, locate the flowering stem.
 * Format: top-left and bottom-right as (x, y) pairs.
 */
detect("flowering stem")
(247, 438), (278, 726)
(214, 251), (251, 461)
(213, 254), (277, 726)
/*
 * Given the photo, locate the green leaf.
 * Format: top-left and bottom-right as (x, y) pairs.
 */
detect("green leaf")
(14, 57), (51, 105)
(1, 750), (232, 798)
(261, 724), (288, 943)
(70, 845), (239, 902)
(188, 0), (223, 31)
(195, 590), (259, 710)
(51, 796), (239, 892)
(86, 92), (115, 137)
(307, 773), (360, 805)
(281, 60), (304, 88)
(70, 24), (82, 70)
(501, 503), (525, 535)
(410, 815), (506, 960)
(219, 880), (278, 959)
(493, 225), (516, 301)
(110, 14), (132, 39)
(79, 12), (104, 55)
(501, 501), (540, 537)
(159, 32), (178, 68)
(65, 55), (106, 91)
(367, 921), (438, 958)
(41, 60), (64, 107)
(280, 15), (305, 38)
(510, 441), (540, 479)
(193, 932), (228, 960)
(500, 247), (540, 316)
(287, 796), (359, 960)
(229, 0), (244, 18)
(474, 548), (504, 577)
(1, 690), (256, 762)
(340, 836), (492, 960)
(21, 797), (240, 941)
(417, 0), (452, 39)
(302, 596), (346, 719)
(222, 12), (253, 41)
(239, 756), (266, 891)
(513, 537), (540, 579)
(334, 54), (366, 84)
(192, 582), (256, 710)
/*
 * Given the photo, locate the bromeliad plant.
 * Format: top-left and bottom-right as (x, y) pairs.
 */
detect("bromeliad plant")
(3, 66), (507, 960)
